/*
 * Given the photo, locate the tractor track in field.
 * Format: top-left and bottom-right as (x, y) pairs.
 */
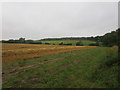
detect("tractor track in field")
(2, 43), (97, 84)
(2, 54), (72, 83)
(2, 52), (83, 84)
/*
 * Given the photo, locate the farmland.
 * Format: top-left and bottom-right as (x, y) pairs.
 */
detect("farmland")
(2, 43), (96, 64)
(37, 40), (96, 46)
(2, 43), (119, 88)
(1, 2), (119, 88)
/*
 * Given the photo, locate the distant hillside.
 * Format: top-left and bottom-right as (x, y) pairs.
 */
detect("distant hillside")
(39, 28), (119, 47)
(2, 28), (119, 47)
(39, 37), (94, 41)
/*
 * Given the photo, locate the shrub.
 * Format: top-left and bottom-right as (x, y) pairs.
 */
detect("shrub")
(45, 42), (50, 45)
(59, 42), (63, 45)
(89, 42), (99, 46)
(30, 42), (42, 44)
(76, 42), (83, 46)
(63, 43), (72, 45)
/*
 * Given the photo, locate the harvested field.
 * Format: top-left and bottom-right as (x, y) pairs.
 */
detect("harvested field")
(3, 46), (118, 88)
(2, 43), (97, 64)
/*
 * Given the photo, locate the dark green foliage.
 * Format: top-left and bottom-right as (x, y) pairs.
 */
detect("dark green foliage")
(29, 42), (42, 44)
(25, 40), (33, 44)
(89, 42), (99, 46)
(2, 38), (26, 44)
(76, 41), (83, 46)
(118, 28), (120, 47)
(89, 43), (97, 46)
(2, 28), (119, 47)
(2, 38), (42, 44)
(63, 43), (72, 45)
(39, 28), (119, 47)
(59, 42), (63, 45)
(87, 29), (119, 47)
(44, 42), (50, 45)
(19, 37), (25, 43)
(25, 40), (42, 44)
(7, 39), (15, 43)
(40, 37), (89, 41)
(96, 29), (119, 47)
(101, 31), (118, 46)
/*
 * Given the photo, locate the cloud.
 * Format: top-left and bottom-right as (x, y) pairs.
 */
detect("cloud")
(2, 2), (118, 40)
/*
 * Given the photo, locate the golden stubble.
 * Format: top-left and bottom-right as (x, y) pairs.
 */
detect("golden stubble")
(2, 43), (97, 64)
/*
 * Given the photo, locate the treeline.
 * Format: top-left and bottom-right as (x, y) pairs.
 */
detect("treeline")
(2, 28), (119, 47)
(2, 38), (42, 44)
(93, 28), (119, 47)
(40, 28), (119, 47)
(1, 38), (98, 46)
(40, 37), (102, 41)
(40, 37), (93, 41)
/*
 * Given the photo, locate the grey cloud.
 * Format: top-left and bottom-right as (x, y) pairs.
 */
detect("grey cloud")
(2, 2), (118, 40)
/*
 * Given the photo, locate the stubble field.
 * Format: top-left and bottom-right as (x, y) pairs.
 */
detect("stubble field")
(2, 43), (96, 64)
(2, 43), (119, 88)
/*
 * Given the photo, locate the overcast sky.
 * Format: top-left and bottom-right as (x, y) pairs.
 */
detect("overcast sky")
(2, 2), (118, 40)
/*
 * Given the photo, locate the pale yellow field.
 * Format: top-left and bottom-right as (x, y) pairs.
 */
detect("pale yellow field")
(2, 43), (97, 64)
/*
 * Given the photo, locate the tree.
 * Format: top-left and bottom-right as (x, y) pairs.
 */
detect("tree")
(100, 29), (118, 46)
(19, 37), (25, 43)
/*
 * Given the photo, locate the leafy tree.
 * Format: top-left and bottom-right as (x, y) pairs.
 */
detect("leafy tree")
(100, 29), (118, 46)
(19, 37), (25, 43)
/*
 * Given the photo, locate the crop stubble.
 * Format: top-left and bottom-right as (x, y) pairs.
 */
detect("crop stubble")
(2, 43), (97, 64)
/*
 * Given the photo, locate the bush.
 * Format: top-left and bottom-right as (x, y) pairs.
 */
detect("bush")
(59, 42), (63, 45)
(45, 42), (50, 45)
(63, 43), (72, 45)
(76, 42), (83, 46)
(89, 42), (99, 46)
(30, 42), (42, 44)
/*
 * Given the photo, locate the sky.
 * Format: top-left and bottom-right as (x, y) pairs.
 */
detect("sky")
(2, 2), (118, 40)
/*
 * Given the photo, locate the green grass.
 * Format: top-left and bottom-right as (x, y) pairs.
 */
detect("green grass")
(39, 40), (96, 46)
(3, 46), (119, 88)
